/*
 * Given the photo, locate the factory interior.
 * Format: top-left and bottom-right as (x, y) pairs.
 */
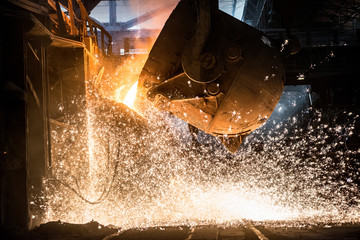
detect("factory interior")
(1, 0), (360, 239)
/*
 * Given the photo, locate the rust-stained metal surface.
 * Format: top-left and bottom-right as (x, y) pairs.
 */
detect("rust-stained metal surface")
(137, 0), (285, 152)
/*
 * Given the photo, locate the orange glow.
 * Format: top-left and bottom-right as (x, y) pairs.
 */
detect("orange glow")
(94, 54), (148, 113)
(41, 0), (360, 229)
(123, 81), (138, 109)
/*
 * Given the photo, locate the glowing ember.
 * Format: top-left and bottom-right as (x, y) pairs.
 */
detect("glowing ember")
(123, 81), (138, 109)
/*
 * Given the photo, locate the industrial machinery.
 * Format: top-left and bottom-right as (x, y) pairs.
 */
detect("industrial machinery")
(138, 0), (294, 152)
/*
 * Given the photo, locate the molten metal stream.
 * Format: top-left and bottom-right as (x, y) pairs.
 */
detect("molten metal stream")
(123, 81), (139, 109)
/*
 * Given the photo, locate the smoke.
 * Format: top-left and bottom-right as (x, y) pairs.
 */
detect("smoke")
(121, 0), (180, 29)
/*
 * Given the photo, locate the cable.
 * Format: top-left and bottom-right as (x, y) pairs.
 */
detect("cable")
(47, 141), (122, 205)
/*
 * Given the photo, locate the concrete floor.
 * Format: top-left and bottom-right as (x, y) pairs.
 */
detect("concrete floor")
(2, 221), (360, 240)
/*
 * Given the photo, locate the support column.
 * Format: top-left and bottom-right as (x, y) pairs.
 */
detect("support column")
(0, 18), (30, 233)
(232, 0), (237, 17)
(109, 0), (117, 26)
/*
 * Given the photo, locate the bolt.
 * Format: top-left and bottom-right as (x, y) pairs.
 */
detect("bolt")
(207, 82), (220, 95)
(227, 47), (242, 61)
(200, 53), (216, 69)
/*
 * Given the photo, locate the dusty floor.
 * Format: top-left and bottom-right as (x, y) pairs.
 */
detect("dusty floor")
(2, 221), (360, 240)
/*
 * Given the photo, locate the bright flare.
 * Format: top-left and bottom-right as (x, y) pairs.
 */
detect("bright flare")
(123, 81), (138, 109)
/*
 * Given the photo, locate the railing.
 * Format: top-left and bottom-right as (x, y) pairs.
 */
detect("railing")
(48, 0), (112, 57)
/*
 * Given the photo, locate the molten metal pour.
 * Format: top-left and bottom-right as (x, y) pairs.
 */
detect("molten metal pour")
(41, 0), (360, 230)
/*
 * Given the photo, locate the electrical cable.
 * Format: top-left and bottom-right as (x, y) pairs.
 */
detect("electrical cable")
(47, 141), (122, 205)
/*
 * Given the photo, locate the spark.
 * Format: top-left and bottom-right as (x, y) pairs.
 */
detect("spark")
(38, 55), (360, 230)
